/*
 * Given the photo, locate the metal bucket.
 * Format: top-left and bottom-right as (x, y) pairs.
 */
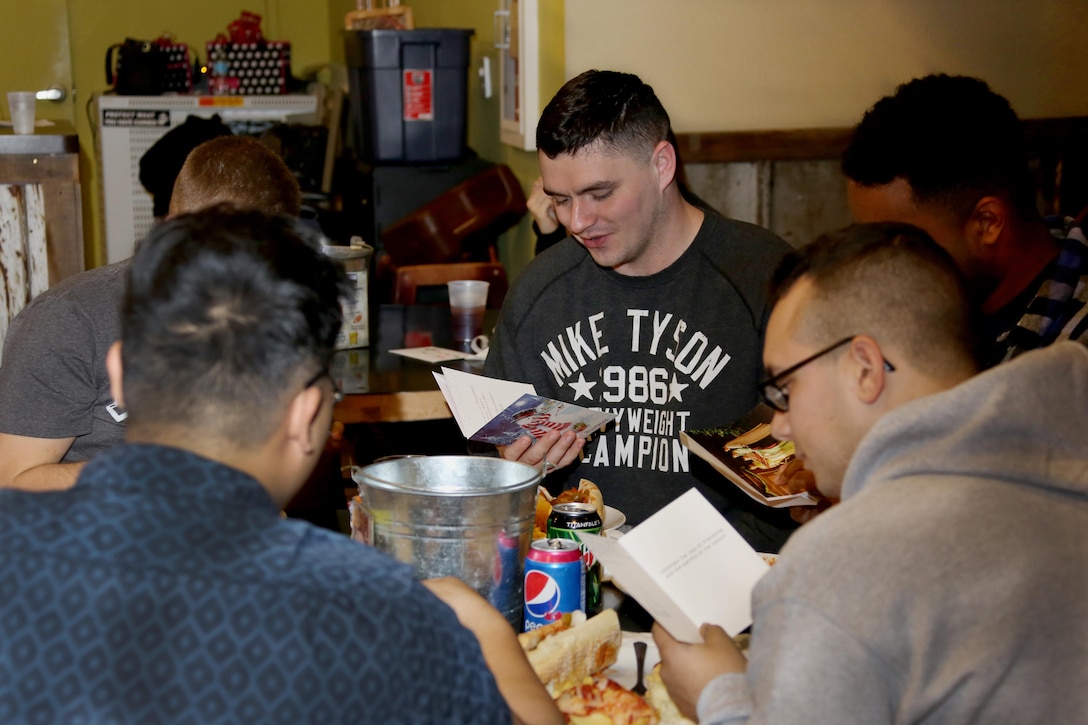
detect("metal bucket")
(352, 455), (540, 629)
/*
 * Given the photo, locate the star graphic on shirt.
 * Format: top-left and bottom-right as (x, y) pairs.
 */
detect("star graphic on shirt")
(668, 374), (690, 402)
(568, 372), (597, 402)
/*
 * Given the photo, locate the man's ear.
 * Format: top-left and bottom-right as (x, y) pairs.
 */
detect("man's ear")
(284, 385), (325, 457)
(106, 341), (125, 409)
(651, 139), (677, 192)
(846, 335), (890, 405)
(967, 196), (1007, 253)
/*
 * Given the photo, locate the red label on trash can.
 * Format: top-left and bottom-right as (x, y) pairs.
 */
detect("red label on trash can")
(403, 69), (434, 121)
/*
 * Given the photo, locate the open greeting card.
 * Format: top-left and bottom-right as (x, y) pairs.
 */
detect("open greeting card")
(433, 368), (615, 446)
(579, 488), (771, 643)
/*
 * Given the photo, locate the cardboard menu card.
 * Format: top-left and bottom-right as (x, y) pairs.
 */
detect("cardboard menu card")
(680, 404), (818, 508)
(433, 367), (615, 446)
(578, 488), (770, 643)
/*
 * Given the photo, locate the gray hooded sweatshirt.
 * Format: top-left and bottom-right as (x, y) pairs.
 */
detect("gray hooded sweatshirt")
(700, 341), (1088, 724)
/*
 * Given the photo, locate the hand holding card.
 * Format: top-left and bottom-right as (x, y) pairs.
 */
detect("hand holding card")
(434, 368), (615, 445)
(579, 489), (770, 643)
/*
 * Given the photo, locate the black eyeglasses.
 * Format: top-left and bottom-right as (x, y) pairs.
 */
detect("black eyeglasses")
(758, 336), (895, 413)
(303, 368), (344, 404)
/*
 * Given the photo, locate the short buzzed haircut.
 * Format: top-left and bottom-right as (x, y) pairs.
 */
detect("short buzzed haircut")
(121, 206), (348, 446)
(536, 70), (671, 160)
(842, 74), (1038, 224)
(770, 223), (978, 374)
(169, 136), (302, 217)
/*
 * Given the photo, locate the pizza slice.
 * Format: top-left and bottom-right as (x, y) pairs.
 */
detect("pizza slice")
(555, 676), (660, 725)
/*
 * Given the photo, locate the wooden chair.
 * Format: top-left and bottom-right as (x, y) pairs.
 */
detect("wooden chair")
(380, 164), (527, 266)
(393, 262), (508, 307)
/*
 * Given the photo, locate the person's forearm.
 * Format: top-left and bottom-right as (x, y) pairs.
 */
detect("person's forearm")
(470, 618), (563, 725)
(0, 433), (81, 490)
(423, 577), (563, 725)
(3, 461), (85, 491)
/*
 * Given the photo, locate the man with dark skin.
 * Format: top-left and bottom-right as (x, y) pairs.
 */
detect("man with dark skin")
(842, 73), (1088, 367)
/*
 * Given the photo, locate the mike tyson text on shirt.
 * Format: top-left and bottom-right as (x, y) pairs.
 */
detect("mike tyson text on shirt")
(538, 309), (734, 472)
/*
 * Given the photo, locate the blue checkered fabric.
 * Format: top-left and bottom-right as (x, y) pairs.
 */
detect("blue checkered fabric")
(0, 444), (509, 724)
(997, 220), (1088, 363)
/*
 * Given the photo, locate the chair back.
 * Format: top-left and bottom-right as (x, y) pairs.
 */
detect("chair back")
(381, 164), (527, 266)
(393, 262), (509, 307)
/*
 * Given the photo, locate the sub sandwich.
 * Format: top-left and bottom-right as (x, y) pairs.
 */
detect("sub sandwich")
(517, 608), (622, 697)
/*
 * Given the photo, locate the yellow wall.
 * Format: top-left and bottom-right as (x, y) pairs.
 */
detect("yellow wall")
(566, 0), (1088, 131)
(58, 0), (559, 273)
(66, 0), (333, 267)
(61, 0), (1087, 273)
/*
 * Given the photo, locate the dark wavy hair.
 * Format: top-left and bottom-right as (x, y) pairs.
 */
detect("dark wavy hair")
(536, 70), (671, 159)
(842, 74), (1038, 223)
(121, 206), (349, 444)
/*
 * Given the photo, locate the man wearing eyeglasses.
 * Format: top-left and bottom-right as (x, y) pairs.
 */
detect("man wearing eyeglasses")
(653, 222), (1088, 724)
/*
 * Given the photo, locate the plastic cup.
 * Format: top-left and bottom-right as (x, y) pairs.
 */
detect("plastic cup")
(447, 280), (489, 347)
(7, 92), (36, 135)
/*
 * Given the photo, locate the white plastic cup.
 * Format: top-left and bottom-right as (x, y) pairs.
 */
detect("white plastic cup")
(447, 280), (489, 345)
(7, 92), (36, 135)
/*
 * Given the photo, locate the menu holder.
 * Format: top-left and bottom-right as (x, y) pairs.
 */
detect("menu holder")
(579, 488), (770, 643)
(680, 404), (818, 509)
(434, 367), (615, 446)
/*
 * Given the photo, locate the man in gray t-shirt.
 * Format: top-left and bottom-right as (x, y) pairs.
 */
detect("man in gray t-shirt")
(0, 136), (301, 490)
(0, 261), (129, 475)
(486, 70), (797, 550)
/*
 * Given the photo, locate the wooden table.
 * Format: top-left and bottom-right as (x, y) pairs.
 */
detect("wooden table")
(331, 304), (492, 425)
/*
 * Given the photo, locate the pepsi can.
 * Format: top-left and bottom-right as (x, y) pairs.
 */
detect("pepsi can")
(523, 538), (585, 631)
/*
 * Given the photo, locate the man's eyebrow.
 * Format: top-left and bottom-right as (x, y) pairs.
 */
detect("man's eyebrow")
(542, 180), (616, 197)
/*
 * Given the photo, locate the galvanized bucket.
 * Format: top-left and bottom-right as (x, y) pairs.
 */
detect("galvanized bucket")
(352, 455), (540, 629)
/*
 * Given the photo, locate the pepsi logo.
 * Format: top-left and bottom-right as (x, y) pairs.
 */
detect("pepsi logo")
(524, 570), (561, 618)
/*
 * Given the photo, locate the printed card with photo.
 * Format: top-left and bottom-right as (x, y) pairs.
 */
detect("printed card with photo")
(434, 368), (615, 445)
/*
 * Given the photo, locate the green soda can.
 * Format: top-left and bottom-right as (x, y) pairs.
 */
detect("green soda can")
(546, 502), (603, 615)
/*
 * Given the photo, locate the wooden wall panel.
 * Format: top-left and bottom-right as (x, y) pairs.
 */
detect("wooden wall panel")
(0, 149), (82, 360)
(0, 153), (84, 286)
(0, 184), (50, 360)
(678, 116), (1088, 249)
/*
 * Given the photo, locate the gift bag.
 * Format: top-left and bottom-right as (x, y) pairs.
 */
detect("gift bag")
(206, 41), (292, 95)
(206, 11), (292, 96)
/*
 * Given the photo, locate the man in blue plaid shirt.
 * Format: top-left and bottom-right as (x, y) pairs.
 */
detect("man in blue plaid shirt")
(842, 73), (1088, 367)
